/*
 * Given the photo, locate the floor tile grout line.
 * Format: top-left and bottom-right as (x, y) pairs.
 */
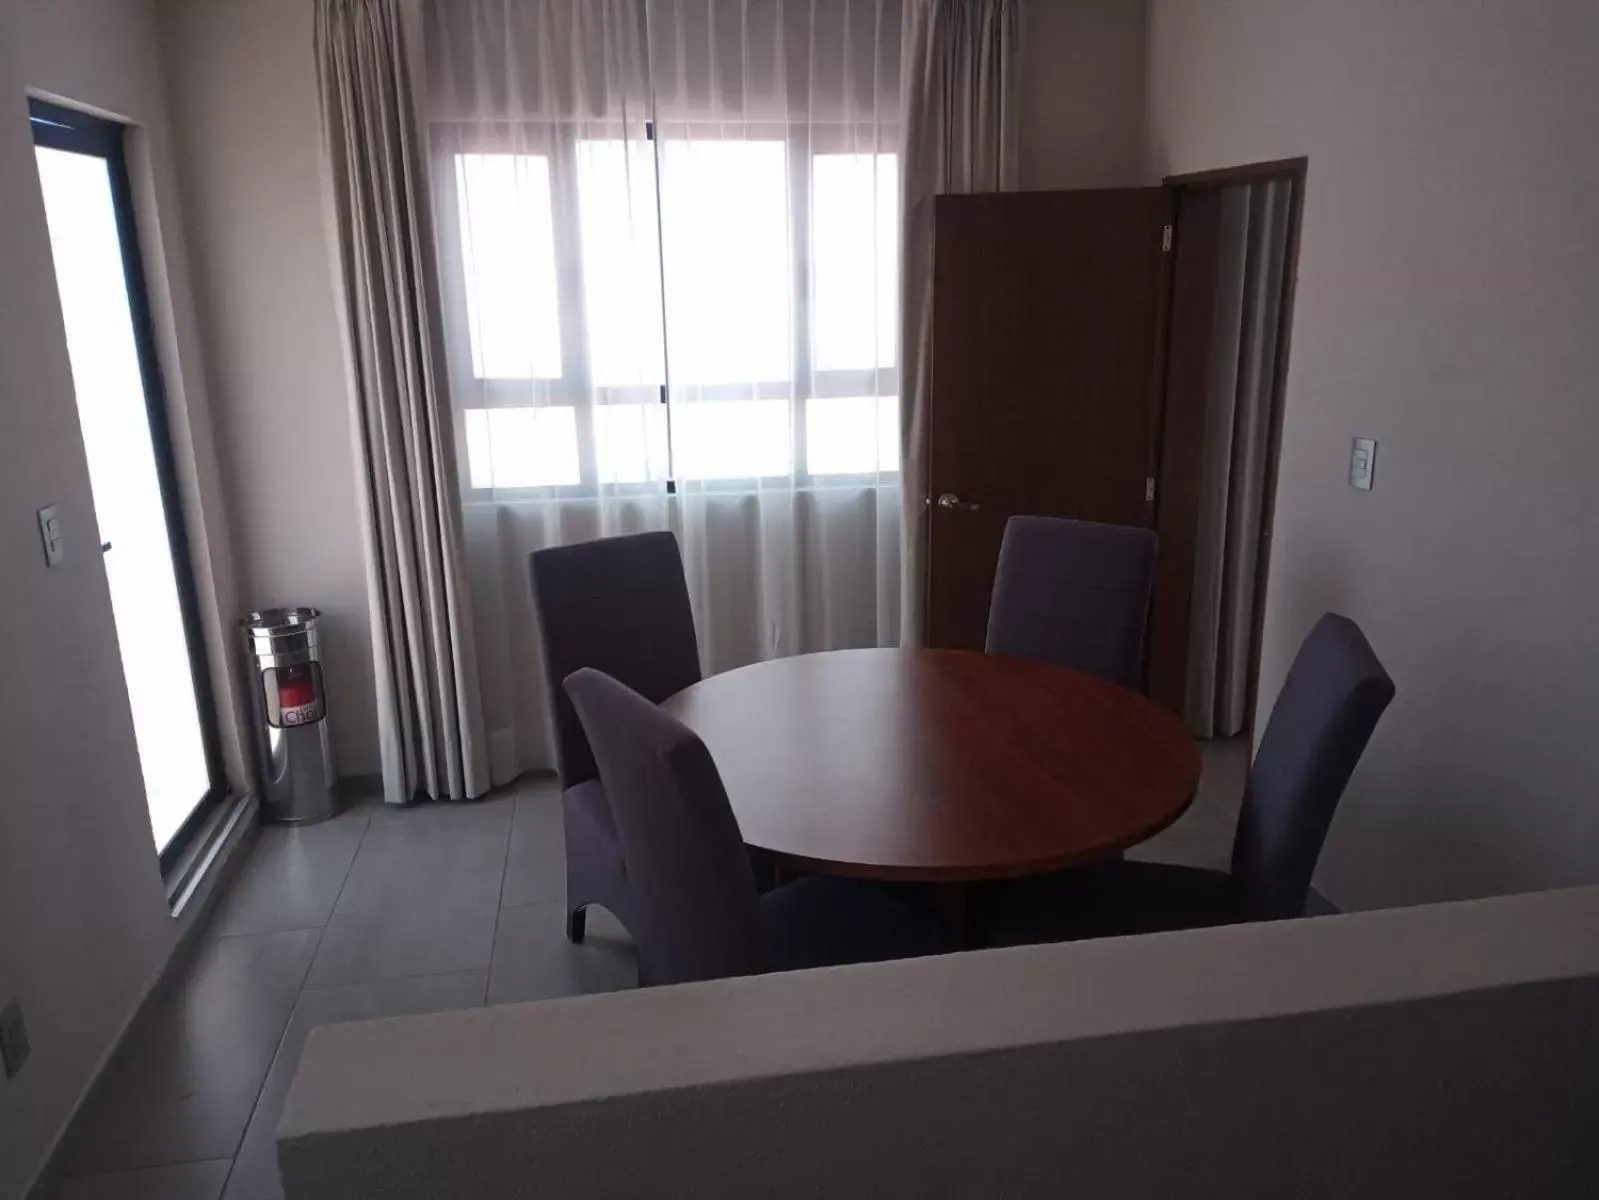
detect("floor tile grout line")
(316, 808), (379, 927)
(207, 811), (375, 943)
(210, 813), (372, 1199)
(299, 964), (495, 998)
(59, 1158), (237, 1190)
(205, 923), (333, 942)
(217, 964), (494, 1196)
(498, 898), (580, 914)
(484, 796), (521, 1005)
(216, 921), (327, 1198)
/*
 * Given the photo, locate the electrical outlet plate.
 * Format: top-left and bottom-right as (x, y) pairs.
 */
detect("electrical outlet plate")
(0, 999), (28, 1079)
(1349, 438), (1377, 491)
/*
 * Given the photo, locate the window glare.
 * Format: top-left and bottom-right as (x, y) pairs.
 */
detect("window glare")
(660, 140), (791, 385)
(812, 154), (898, 372)
(577, 140), (666, 388)
(462, 397), (903, 485)
(594, 403), (670, 484)
(455, 154), (563, 380)
(671, 399), (791, 480)
(463, 407), (579, 488)
(807, 396), (899, 475)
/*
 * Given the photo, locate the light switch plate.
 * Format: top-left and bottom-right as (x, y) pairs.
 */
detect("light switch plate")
(1349, 438), (1377, 491)
(36, 504), (64, 566)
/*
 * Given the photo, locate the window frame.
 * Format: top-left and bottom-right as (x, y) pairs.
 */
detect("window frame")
(432, 117), (902, 501)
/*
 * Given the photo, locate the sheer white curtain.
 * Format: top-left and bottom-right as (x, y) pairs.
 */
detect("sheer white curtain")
(417, 0), (903, 783)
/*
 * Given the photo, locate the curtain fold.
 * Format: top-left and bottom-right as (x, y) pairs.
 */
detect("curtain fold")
(315, 0), (490, 803)
(897, 0), (1021, 646)
(418, 0), (905, 784)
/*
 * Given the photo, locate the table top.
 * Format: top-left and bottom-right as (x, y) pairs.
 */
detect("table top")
(661, 648), (1201, 884)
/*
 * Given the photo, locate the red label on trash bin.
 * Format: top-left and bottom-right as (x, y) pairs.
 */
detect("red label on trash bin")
(277, 665), (324, 726)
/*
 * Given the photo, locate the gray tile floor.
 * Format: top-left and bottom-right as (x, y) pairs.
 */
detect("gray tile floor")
(49, 739), (1249, 1199)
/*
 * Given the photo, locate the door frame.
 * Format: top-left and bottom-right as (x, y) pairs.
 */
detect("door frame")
(1157, 156), (1308, 734)
(30, 97), (227, 874)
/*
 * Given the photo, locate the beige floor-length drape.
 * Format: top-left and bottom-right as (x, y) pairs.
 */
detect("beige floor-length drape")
(898, 0), (1021, 645)
(315, 0), (489, 803)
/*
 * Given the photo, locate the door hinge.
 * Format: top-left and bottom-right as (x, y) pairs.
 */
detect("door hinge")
(1161, 224), (1173, 253)
(1145, 476), (1157, 504)
(645, 120), (655, 141)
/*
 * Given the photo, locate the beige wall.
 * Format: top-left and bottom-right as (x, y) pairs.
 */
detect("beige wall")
(1020, 0), (1146, 191)
(157, 0), (381, 776)
(1146, 0), (1599, 910)
(0, 0), (244, 1193)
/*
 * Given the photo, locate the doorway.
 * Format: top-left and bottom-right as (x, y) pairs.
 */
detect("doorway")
(30, 99), (223, 872)
(1147, 159), (1306, 737)
(921, 161), (1304, 740)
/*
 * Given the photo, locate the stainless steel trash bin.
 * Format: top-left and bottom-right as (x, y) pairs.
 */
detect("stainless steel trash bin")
(241, 608), (338, 825)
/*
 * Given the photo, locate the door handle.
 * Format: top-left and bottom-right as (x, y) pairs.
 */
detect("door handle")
(932, 492), (981, 512)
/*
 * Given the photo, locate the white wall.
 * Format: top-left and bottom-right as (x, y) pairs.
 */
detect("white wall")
(1020, 0), (1146, 191)
(0, 0), (242, 1193)
(1146, 1), (1599, 909)
(156, 0), (381, 777)
(279, 887), (1599, 1198)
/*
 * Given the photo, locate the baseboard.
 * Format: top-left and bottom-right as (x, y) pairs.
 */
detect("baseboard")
(25, 792), (259, 1199)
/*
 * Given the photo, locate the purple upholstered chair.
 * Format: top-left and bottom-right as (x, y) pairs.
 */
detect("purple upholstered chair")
(564, 667), (951, 986)
(985, 515), (1158, 689)
(992, 613), (1395, 942)
(529, 532), (702, 944)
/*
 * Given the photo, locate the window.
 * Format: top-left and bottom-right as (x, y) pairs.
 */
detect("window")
(454, 153), (563, 380)
(31, 99), (225, 874)
(812, 153), (898, 373)
(438, 126), (900, 493)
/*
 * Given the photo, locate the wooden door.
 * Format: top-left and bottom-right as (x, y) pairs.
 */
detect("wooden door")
(926, 188), (1174, 650)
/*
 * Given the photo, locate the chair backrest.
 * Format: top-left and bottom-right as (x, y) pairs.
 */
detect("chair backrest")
(984, 516), (1158, 688)
(1230, 613), (1395, 921)
(563, 668), (767, 985)
(529, 532), (702, 789)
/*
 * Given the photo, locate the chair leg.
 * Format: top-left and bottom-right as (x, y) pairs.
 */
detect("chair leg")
(567, 906), (588, 944)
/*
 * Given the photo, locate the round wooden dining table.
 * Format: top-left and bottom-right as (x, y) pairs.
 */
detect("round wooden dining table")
(661, 647), (1201, 886)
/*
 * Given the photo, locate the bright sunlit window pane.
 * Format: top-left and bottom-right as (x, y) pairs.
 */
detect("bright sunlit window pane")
(36, 145), (210, 853)
(455, 154), (562, 380)
(660, 140), (791, 385)
(577, 140), (666, 388)
(671, 400), (790, 480)
(812, 154), (898, 371)
(806, 396), (900, 474)
(594, 403), (670, 484)
(462, 407), (580, 488)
